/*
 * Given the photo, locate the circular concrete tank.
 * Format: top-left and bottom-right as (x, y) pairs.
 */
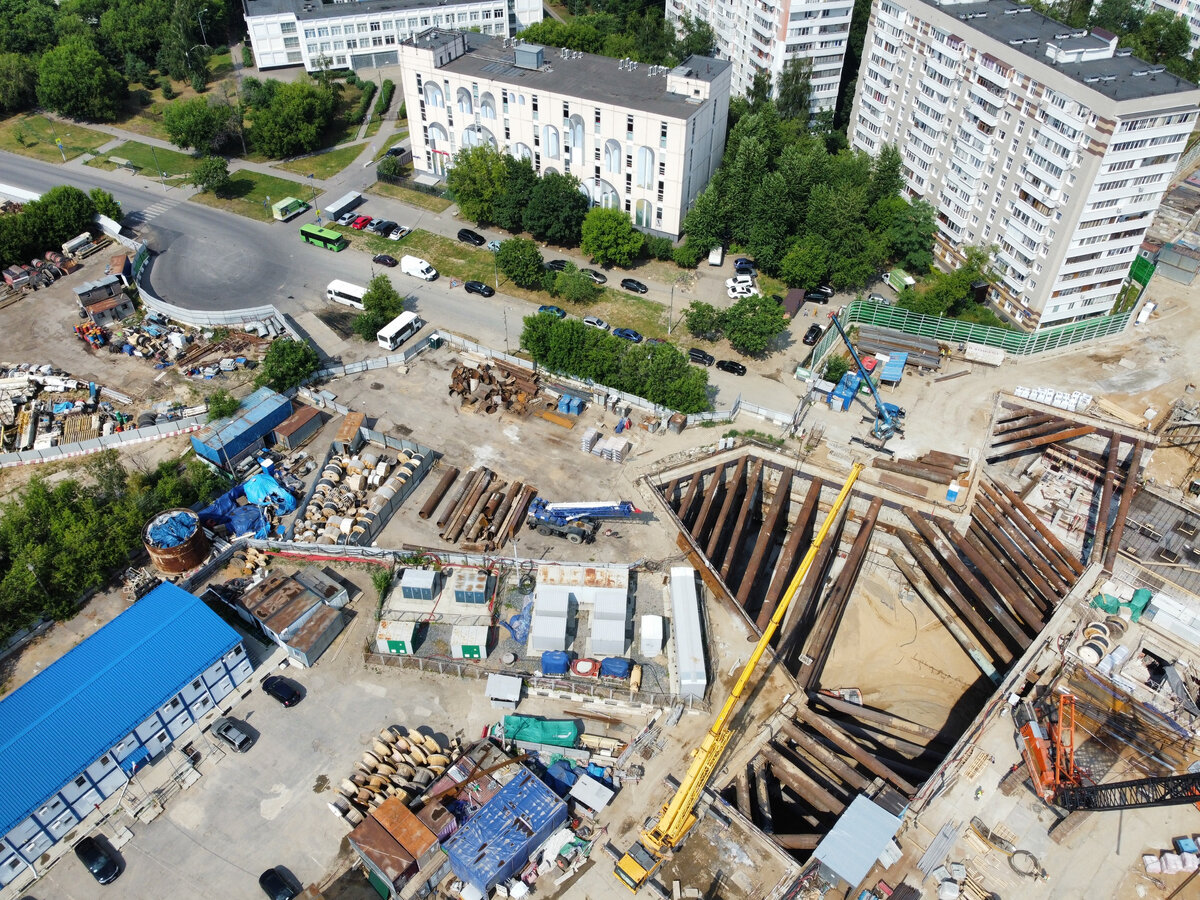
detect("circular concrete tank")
(143, 508), (210, 574)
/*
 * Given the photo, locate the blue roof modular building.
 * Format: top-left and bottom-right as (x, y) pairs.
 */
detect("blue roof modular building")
(190, 386), (292, 469)
(0, 583), (253, 887)
(444, 767), (568, 894)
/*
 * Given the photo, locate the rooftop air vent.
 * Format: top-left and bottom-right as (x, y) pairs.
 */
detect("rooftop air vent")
(1115, 47), (1133, 56)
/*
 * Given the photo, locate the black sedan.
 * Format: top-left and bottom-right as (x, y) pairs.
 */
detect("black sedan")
(457, 228), (486, 246)
(621, 278), (648, 293)
(262, 675), (301, 707)
(464, 280), (495, 297)
(803, 324), (824, 345)
(582, 268), (607, 284)
(75, 836), (120, 885)
(545, 259), (569, 271)
(372, 254), (398, 267)
(716, 360), (747, 376)
(259, 867), (299, 900)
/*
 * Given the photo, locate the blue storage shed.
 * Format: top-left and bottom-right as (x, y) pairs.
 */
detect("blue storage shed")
(444, 767), (567, 894)
(191, 387), (292, 469)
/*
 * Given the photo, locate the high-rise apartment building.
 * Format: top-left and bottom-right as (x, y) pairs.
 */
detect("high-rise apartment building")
(1146, 0), (1200, 52)
(849, 0), (1200, 328)
(397, 31), (732, 238)
(666, 0), (853, 113)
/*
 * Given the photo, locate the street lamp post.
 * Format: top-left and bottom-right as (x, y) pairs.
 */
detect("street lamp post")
(503, 307), (510, 353)
(197, 7), (209, 46)
(150, 145), (167, 191)
(668, 283), (674, 334)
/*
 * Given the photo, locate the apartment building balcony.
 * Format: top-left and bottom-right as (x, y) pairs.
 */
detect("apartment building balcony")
(873, 40), (899, 65)
(950, 147), (985, 176)
(919, 86), (950, 113)
(1014, 194), (1052, 226)
(974, 61), (1010, 93)
(944, 168), (980, 201)
(926, 53), (958, 80)
(1005, 216), (1046, 248)
(998, 247), (1032, 280)
(912, 105), (945, 136)
(1024, 156), (1066, 190)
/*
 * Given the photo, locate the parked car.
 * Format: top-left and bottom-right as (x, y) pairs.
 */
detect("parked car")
(866, 292), (893, 306)
(538, 305), (566, 318)
(545, 259), (569, 272)
(725, 275), (754, 289)
(336, 211), (357, 227)
(464, 280), (495, 297)
(372, 254), (398, 267)
(728, 286), (758, 299)
(74, 836), (120, 885)
(613, 327), (643, 343)
(213, 717), (252, 753)
(689, 348), (715, 366)
(373, 220), (397, 236)
(803, 291), (829, 304)
(734, 257), (756, 269)
(620, 278), (648, 293)
(803, 324), (823, 345)
(262, 675), (301, 707)
(583, 316), (609, 330)
(364, 219), (386, 235)
(487, 239), (503, 252)
(350, 215), (372, 230)
(582, 268), (607, 284)
(457, 228), (486, 246)
(387, 226), (412, 241)
(716, 360), (747, 376)
(817, 284), (834, 297)
(645, 337), (665, 346)
(259, 867), (299, 900)
(384, 146), (406, 158)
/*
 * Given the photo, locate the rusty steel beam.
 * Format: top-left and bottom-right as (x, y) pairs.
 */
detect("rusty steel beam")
(779, 719), (872, 792)
(962, 526), (1049, 616)
(661, 477), (680, 510)
(831, 717), (930, 759)
(979, 482), (1075, 590)
(991, 417), (1073, 444)
(905, 509), (1031, 648)
(975, 490), (1070, 597)
(721, 459), (763, 583)
(706, 456), (748, 562)
(966, 520), (1052, 615)
(437, 466), (480, 529)
(760, 744), (846, 815)
(677, 472), (704, 529)
(987, 425), (1097, 460)
(995, 405), (1042, 425)
(689, 463), (728, 545)
(897, 530), (1015, 662)
(1096, 435), (1120, 565)
(894, 556), (1001, 681)
(798, 497), (882, 691)
(778, 502), (848, 668)
(753, 758), (774, 833)
(794, 704), (917, 795)
(993, 412), (1059, 436)
(971, 497), (1062, 605)
(810, 692), (946, 745)
(992, 480), (1085, 577)
(419, 466), (460, 520)
(772, 834), (822, 850)
(752, 475), (820, 629)
(736, 466), (795, 614)
(1104, 439), (1145, 573)
(934, 514), (1041, 627)
(734, 764), (752, 823)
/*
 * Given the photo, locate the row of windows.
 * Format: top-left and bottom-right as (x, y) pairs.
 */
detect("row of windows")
(300, 8), (504, 40)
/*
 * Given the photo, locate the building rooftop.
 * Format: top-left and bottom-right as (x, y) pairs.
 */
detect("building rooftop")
(193, 386), (291, 451)
(410, 31), (730, 117)
(0, 583), (241, 836)
(244, 0), (484, 22)
(916, 0), (1198, 101)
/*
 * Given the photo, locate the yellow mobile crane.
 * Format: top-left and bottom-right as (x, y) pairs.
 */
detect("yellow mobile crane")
(614, 463), (864, 891)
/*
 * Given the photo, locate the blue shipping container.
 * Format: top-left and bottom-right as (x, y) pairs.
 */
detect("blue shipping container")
(191, 387), (292, 468)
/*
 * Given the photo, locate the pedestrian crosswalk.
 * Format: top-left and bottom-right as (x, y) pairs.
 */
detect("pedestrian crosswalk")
(122, 198), (179, 227)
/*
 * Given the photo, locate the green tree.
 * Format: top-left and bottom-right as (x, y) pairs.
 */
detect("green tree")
(555, 264), (603, 303)
(822, 355), (850, 384)
(1128, 10), (1191, 63)
(163, 96), (229, 152)
(446, 143), (508, 224)
(496, 237), (545, 288)
(353, 272), (406, 339)
(189, 155), (231, 194)
(780, 235), (830, 289)
(0, 0), (59, 55)
(206, 388), (241, 421)
(523, 171), (589, 245)
(250, 81), (334, 159)
(887, 200), (937, 273)
(255, 338), (320, 391)
(680, 185), (723, 255)
(0, 52), (37, 114)
(493, 154), (539, 233)
(683, 301), (723, 339)
(674, 14), (715, 59)
(721, 293), (788, 355)
(867, 144), (905, 207)
(88, 188), (122, 220)
(580, 207), (644, 267)
(775, 58), (812, 120)
(37, 37), (128, 121)
(1091, 0), (1144, 34)
(746, 69), (772, 112)
(98, 0), (168, 69)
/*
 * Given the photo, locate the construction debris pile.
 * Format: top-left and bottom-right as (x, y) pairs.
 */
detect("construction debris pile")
(3, 252), (73, 293)
(428, 466), (536, 551)
(0, 364), (147, 451)
(175, 329), (272, 379)
(295, 447), (429, 545)
(449, 360), (540, 416)
(328, 724), (460, 827)
(873, 449), (971, 488)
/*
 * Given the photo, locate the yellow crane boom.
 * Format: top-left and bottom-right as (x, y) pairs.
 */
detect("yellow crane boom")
(614, 463), (864, 891)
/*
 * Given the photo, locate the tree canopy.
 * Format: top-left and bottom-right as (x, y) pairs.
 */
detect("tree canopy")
(353, 273), (406, 339)
(580, 207), (645, 267)
(0, 184), (98, 269)
(248, 81), (334, 159)
(523, 171), (590, 246)
(683, 295), (789, 355)
(37, 37), (127, 121)
(496, 237), (545, 288)
(255, 339), (321, 391)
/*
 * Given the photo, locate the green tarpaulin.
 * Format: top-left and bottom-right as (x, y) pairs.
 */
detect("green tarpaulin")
(503, 715), (579, 748)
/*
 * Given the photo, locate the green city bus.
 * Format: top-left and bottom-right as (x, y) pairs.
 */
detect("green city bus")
(299, 223), (348, 252)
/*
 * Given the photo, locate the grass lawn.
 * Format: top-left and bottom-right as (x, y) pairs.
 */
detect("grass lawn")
(276, 142), (365, 180)
(0, 114), (110, 163)
(189, 170), (316, 222)
(325, 83), (366, 146)
(85, 140), (201, 178)
(372, 129), (411, 161)
(369, 180), (452, 212)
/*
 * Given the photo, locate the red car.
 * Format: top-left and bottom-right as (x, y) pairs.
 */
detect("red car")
(350, 215), (373, 230)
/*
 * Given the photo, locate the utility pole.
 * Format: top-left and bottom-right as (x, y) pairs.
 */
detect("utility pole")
(150, 145), (167, 191)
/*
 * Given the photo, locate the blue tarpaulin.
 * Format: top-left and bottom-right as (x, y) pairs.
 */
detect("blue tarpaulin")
(243, 472), (297, 513)
(52, 401), (77, 414)
(599, 657), (633, 679)
(199, 474), (294, 540)
(147, 512), (196, 548)
(543, 758), (579, 796)
(541, 650), (570, 675)
(501, 598), (534, 643)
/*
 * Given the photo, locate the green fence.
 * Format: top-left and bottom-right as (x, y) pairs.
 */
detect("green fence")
(811, 301), (1133, 364)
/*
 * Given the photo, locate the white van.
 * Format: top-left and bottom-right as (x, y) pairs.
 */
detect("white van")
(377, 311), (424, 350)
(708, 245), (724, 266)
(401, 256), (437, 281)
